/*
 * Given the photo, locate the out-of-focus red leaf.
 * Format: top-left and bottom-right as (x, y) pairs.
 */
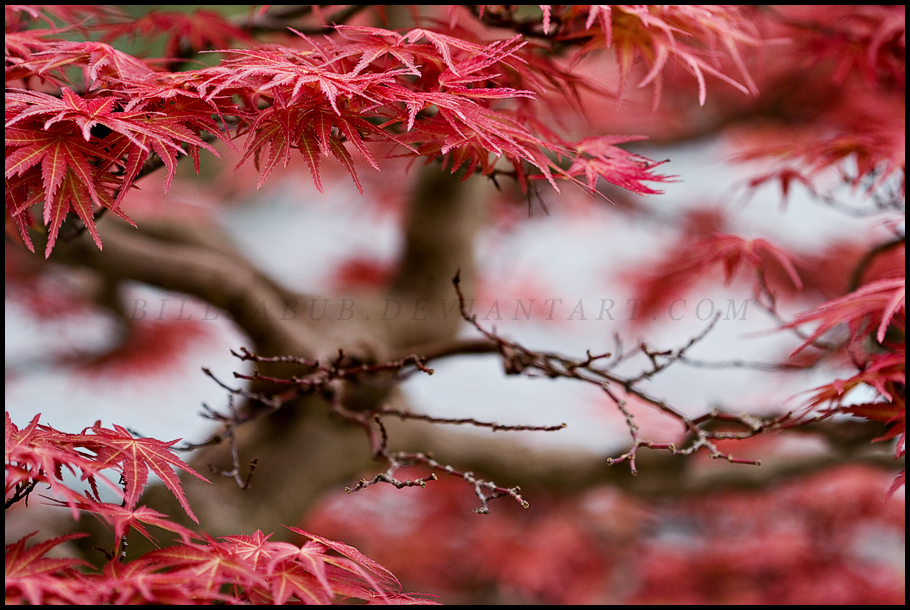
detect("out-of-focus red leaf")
(786, 278), (905, 354)
(4, 532), (91, 605)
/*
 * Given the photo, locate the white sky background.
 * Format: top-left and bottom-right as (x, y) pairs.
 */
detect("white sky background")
(5, 136), (896, 461)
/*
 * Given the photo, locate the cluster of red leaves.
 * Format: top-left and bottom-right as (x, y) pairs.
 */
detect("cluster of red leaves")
(93, 9), (254, 61)
(621, 4), (905, 495)
(540, 5), (760, 107)
(627, 464), (905, 604)
(790, 278), (906, 495)
(303, 463), (904, 604)
(4, 413), (430, 604)
(457, 5), (761, 109)
(4, 5), (770, 258)
(627, 231), (905, 493)
(626, 232), (905, 492)
(736, 5), (905, 198)
(5, 413), (206, 524)
(623, 230), (804, 325)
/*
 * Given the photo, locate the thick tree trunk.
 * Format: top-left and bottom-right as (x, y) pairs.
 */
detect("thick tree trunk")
(55, 164), (492, 557)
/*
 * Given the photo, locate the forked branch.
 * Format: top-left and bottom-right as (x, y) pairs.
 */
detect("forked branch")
(451, 270), (798, 475)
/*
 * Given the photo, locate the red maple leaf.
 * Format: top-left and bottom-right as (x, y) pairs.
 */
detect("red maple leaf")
(5, 122), (124, 255)
(90, 554), (225, 604)
(6, 22), (679, 255)
(5, 85), (232, 255)
(5, 413), (123, 518)
(19, 40), (154, 85)
(555, 5), (760, 106)
(4, 531), (91, 605)
(96, 9), (253, 59)
(566, 135), (672, 196)
(60, 501), (197, 546)
(67, 422), (210, 523)
(786, 278), (905, 354)
(285, 526), (401, 595)
(625, 232), (803, 325)
(143, 533), (271, 598)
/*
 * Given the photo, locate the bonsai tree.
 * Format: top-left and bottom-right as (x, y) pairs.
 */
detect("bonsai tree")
(5, 5), (904, 604)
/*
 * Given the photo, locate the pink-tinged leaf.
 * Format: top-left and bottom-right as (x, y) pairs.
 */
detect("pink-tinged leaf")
(800, 353), (905, 413)
(5, 414), (127, 518)
(40, 138), (68, 213)
(285, 526), (400, 588)
(266, 540), (334, 601)
(298, 130), (324, 193)
(238, 118), (290, 190)
(219, 530), (274, 571)
(258, 134), (287, 191)
(4, 131), (53, 177)
(786, 278), (905, 355)
(753, 238), (803, 290)
(5, 532), (91, 605)
(65, 172), (103, 250)
(404, 29), (461, 74)
(447, 86), (536, 100)
(267, 559), (332, 604)
(878, 282), (906, 343)
(145, 536), (270, 595)
(334, 118), (379, 170)
(43, 168), (115, 257)
(886, 470), (905, 499)
(313, 111), (333, 156)
(587, 5), (611, 32)
(329, 138), (364, 195)
(69, 502), (196, 545)
(73, 423), (210, 523)
(541, 5), (552, 34)
(842, 401), (904, 424)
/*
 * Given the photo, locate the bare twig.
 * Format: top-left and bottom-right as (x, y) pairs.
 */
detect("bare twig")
(450, 270), (802, 472)
(191, 341), (566, 513)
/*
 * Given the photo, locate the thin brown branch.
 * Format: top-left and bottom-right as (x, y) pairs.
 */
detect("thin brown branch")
(450, 270), (802, 472)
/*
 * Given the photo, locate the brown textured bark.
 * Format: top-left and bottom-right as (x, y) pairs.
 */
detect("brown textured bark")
(52, 164), (492, 555)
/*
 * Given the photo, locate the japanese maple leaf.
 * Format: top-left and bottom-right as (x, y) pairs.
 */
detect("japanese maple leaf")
(403, 28), (487, 75)
(5, 413), (122, 518)
(333, 25), (423, 76)
(560, 5), (760, 106)
(92, 555), (226, 605)
(63, 501), (197, 546)
(843, 398), (905, 453)
(697, 234), (803, 288)
(205, 43), (407, 114)
(219, 530), (275, 572)
(97, 9), (252, 59)
(566, 135), (672, 196)
(144, 534), (270, 595)
(103, 110), (223, 198)
(5, 125), (120, 255)
(265, 539), (340, 603)
(7, 87), (217, 164)
(25, 40), (154, 85)
(803, 353), (905, 411)
(812, 356), (906, 497)
(237, 102), (409, 194)
(786, 277), (905, 354)
(436, 34), (530, 89)
(624, 232), (803, 325)
(69, 423), (210, 523)
(4, 532), (91, 606)
(256, 527), (408, 604)
(6, 87), (227, 255)
(286, 527), (400, 591)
